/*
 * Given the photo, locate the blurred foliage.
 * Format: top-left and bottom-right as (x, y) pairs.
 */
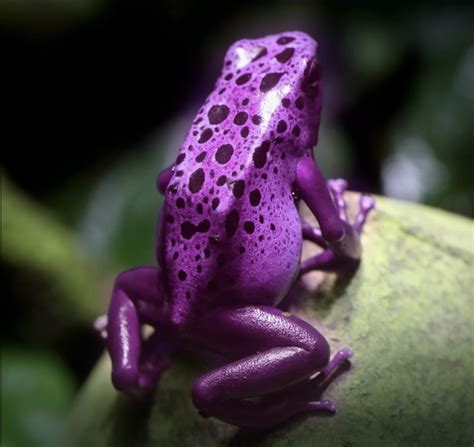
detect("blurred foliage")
(76, 136), (166, 270)
(2, 173), (105, 330)
(380, 12), (473, 213)
(2, 348), (75, 447)
(0, 0), (106, 37)
(335, 9), (474, 215)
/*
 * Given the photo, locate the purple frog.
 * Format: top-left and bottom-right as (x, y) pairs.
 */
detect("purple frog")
(98, 31), (375, 427)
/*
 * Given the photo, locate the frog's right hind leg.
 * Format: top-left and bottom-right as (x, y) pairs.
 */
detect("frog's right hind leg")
(106, 266), (170, 395)
(190, 306), (351, 427)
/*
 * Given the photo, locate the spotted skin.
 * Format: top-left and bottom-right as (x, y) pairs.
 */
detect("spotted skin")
(102, 31), (375, 428)
(164, 32), (322, 326)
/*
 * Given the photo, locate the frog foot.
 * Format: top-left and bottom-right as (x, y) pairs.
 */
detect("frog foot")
(328, 178), (375, 234)
(327, 178), (348, 221)
(93, 314), (108, 340)
(354, 194), (376, 234)
(94, 313), (169, 394)
(260, 347), (352, 419)
(300, 348), (353, 414)
(305, 400), (336, 413)
(137, 356), (170, 395)
(111, 355), (169, 398)
(320, 347), (352, 380)
(97, 318), (165, 395)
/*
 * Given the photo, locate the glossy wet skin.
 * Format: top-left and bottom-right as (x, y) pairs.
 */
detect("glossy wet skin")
(163, 32), (323, 326)
(101, 31), (375, 428)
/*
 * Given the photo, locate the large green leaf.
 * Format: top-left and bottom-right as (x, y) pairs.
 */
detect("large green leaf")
(62, 195), (474, 446)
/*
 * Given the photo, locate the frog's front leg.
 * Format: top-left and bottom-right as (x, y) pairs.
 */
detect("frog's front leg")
(106, 266), (170, 394)
(296, 153), (374, 274)
(327, 178), (374, 233)
(191, 306), (350, 427)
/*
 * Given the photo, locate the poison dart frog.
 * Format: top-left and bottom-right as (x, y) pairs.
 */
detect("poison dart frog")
(97, 31), (375, 427)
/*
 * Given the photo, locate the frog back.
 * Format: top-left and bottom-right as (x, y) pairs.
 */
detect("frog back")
(161, 31), (319, 326)
(162, 165), (302, 327)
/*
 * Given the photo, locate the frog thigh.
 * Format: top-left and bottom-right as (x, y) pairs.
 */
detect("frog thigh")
(190, 305), (333, 427)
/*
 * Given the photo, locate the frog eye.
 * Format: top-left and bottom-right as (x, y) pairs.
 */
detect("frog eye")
(302, 57), (322, 96)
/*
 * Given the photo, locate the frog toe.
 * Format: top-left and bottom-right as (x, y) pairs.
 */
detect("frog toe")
(360, 194), (376, 213)
(328, 178), (348, 195)
(355, 194), (376, 233)
(328, 178), (349, 221)
(305, 399), (336, 413)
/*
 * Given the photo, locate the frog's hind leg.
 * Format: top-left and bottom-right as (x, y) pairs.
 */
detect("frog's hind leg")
(191, 306), (351, 427)
(105, 266), (170, 395)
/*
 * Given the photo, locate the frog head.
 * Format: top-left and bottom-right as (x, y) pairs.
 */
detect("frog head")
(219, 31), (323, 157)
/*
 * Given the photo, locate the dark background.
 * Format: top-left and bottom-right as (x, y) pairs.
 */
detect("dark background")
(2, 1), (473, 445)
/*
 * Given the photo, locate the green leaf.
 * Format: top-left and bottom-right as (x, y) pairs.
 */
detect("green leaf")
(2, 348), (75, 447)
(1, 173), (105, 325)
(62, 195), (474, 446)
